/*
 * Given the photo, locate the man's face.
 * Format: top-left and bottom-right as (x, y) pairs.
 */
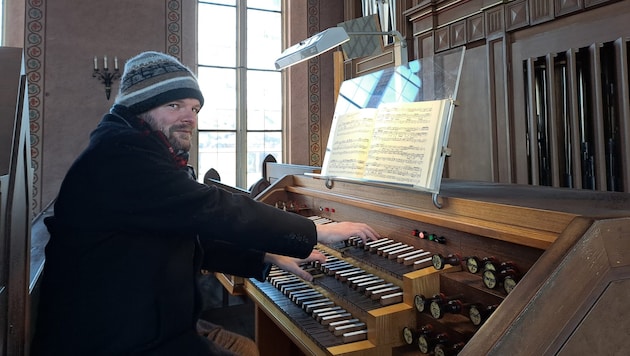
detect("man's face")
(141, 98), (201, 152)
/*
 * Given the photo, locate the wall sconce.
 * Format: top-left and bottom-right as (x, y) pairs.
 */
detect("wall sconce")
(92, 56), (121, 100)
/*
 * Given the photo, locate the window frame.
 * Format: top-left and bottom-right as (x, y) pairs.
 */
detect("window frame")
(197, 0), (283, 189)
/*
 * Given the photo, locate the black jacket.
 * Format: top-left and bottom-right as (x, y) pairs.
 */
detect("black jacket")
(31, 106), (316, 355)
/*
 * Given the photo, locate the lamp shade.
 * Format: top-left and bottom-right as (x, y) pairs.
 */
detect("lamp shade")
(274, 27), (349, 70)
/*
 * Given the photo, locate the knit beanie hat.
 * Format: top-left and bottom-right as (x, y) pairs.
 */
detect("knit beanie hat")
(114, 51), (204, 115)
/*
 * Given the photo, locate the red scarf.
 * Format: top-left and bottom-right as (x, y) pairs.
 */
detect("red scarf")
(134, 116), (189, 168)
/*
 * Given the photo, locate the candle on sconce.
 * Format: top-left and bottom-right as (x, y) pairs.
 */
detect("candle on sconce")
(92, 55), (122, 101)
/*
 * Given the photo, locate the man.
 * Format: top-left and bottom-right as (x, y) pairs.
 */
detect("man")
(31, 51), (379, 356)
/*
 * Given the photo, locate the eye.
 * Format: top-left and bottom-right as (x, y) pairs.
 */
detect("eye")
(192, 107), (200, 114)
(167, 103), (180, 110)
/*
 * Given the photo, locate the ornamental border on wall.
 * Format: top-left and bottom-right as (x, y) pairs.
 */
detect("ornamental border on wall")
(166, 0), (182, 60)
(23, 0), (184, 213)
(307, 0), (322, 167)
(25, 0), (45, 212)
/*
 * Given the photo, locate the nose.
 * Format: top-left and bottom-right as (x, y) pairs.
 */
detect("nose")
(181, 108), (198, 125)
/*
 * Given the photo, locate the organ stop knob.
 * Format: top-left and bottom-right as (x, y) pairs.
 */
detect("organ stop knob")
(432, 253), (461, 270)
(428, 294), (465, 319)
(468, 303), (498, 326)
(418, 332), (449, 354)
(414, 294), (429, 313)
(482, 262), (520, 293)
(434, 341), (466, 356)
(402, 326), (416, 345)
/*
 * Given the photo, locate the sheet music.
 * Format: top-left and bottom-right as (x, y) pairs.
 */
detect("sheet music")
(362, 101), (444, 186)
(322, 99), (451, 190)
(322, 108), (377, 178)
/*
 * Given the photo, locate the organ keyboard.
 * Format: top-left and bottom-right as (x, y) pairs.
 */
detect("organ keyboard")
(244, 175), (630, 356)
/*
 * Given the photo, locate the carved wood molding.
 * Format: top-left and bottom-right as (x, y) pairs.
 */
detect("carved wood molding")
(342, 0), (618, 76)
(403, 0), (618, 54)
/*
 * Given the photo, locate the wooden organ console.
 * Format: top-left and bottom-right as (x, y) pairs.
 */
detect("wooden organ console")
(245, 174), (630, 356)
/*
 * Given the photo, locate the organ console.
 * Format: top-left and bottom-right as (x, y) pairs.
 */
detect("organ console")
(244, 174), (630, 355)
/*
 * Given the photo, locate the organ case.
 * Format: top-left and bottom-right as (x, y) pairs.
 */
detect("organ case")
(245, 174), (630, 356)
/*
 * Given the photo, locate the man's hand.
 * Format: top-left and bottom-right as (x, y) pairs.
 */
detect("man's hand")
(264, 250), (326, 282)
(316, 222), (380, 245)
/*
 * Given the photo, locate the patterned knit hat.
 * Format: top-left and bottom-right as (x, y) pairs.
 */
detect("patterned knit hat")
(114, 51), (204, 114)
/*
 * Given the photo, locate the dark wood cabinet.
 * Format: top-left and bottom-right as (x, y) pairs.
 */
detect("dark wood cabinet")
(0, 47), (33, 356)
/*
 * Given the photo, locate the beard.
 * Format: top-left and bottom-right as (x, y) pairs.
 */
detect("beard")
(142, 114), (194, 152)
(167, 126), (194, 152)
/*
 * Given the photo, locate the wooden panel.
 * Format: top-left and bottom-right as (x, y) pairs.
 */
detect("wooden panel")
(333, 51), (344, 107)
(342, 0), (361, 21)
(558, 278), (630, 355)
(435, 27), (450, 52)
(0, 49), (22, 176)
(589, 43), (608, 190)
(254, 304), (308, 356)
(614, 38), (630, 191)
(546, 53), (561, 187)
(565, 48), (584, 189)
(485, 6), (505, 36)
(214, 273), (245, 296)
(419, 33), (434, 59)
(460, 217), (627, 355)
(355, 50), (395, 76)
(525, 58), (540, 184)
(488, 37), (511, 182)
(0, 177), (7, 354)
(554, 0), (583, 17)
(529, 0), (555, 25)
(434, 0), (485, 26)
(584, 0), (613, 8)
(411, 11), (435, 37)
(505, 0), (529, 31)
(450, 20), (466, 47)
(0, 47), (32, 356)
(467, 13), (484, 42)
(446, 45), (494, 182)
(0, 47), (25, 355)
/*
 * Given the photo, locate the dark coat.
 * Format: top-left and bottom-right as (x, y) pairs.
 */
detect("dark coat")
(31, 106), (316, 355)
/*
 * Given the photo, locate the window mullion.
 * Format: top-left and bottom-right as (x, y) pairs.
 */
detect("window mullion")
(235, 0), (248, 187)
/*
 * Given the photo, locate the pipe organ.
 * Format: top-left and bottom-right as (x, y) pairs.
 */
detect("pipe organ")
(245, 174), (630, 356)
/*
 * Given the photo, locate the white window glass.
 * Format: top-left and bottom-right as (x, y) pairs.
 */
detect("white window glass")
(0, 0), (4, 46)
(247, 132), (282, 187)
(198, 3), (236, 67)
(197, 67), (236, 130)
(208, 0), (235, 5)
(199, 131), (236, 184)
(247, 9), (281, 70)
(247, 0), (280, 11)
(247, 70), (281, 130)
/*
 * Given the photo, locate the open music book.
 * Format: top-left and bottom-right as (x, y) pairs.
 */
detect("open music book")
(321, 99), (454, 192)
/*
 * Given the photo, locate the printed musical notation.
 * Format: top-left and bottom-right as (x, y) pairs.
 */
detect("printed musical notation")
(321, 100), (453, 191)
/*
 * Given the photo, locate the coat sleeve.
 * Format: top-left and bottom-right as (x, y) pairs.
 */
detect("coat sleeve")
(65, 129), (319, 260)
(192, 191), (318, 259)
(199, 239), (271, 281)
